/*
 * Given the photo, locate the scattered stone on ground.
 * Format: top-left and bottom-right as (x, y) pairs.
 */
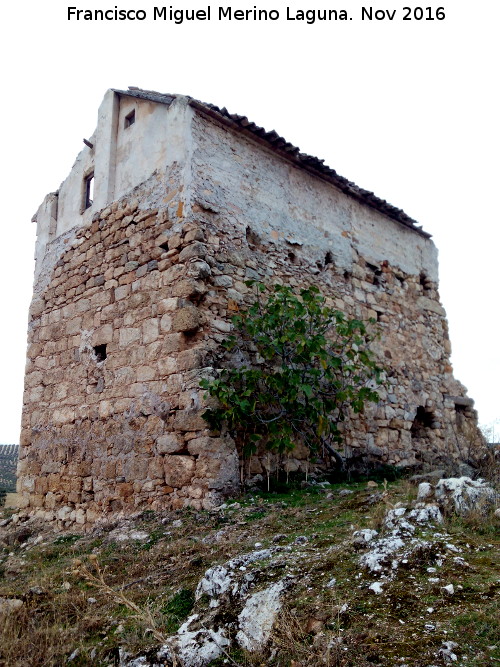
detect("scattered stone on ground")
(0, 597), (24, 614)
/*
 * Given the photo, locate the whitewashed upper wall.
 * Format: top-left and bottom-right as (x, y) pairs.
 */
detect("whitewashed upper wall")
(32, 93), (195, 281)
(114, 97), (169, 197)
(33, 91), (438, 286)
(190, 112), (438, 280)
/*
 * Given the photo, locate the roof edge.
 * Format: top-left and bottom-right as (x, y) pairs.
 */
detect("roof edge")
(112, 87), (431, 239)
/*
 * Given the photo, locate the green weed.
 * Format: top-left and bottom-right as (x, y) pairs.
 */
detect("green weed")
(161, 588), (195, 632)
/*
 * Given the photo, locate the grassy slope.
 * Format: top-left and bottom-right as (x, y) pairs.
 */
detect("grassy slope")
(0, 478), (498, 667)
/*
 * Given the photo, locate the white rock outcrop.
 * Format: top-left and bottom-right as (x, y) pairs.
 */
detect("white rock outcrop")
(433, 477), (497, 515)
(236, 579), (289, 651)
(158, 615), (230, 667)
(122, 547), (291, 667)
(359, 504), (444, 578)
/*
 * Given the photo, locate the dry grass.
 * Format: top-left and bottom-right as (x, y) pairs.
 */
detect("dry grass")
(0, 478), (499, 666)
(269, 602), (376, 667)
(74, 555), (167, 644)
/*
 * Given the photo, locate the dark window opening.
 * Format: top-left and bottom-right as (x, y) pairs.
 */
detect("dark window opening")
(125, 109), (135, 128)
(159, 241), (169, 252)
(324, 251), (333, 266)
(420, 273), (431, 292)
(411, 406), (434, 438)
(454, 403), (467, 428)
(366, 262), (382, 286)
(84, 173), (94, 210)
(246, 226), (262, 249)
(343, 270), (352, 281)
(93, 344), (107, 361)
(288, 251), (298, 264)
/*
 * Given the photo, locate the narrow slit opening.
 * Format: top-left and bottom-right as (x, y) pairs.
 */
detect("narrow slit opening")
(84, 173), (94, 210)
(125, 109), (136, 128)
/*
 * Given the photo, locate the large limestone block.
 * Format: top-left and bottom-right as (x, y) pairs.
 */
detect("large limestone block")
(3, 493), (24, 509)
(171, 409), (207, 432)
(193, 437), (239, 491)
(164, 455), (196, 488)
(188, 436), (231, 456)
(172, 306), (201, 333)
(52, 407), (76, 425)
(178, 242), (208, 263)
(434, 477), (497, 515)
(119, 327), (141, 347)
(142, 318), (159, 344)
(157, 433), (184, 454)
(417, 296), (446, 316)
(171, 279), (207, 299)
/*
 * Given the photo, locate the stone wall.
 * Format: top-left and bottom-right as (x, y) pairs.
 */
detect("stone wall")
(18, 101), (486, 528)
(20, 182), (241, 526)
(188, 110), (484, 471)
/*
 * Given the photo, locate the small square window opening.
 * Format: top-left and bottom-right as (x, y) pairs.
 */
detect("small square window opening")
(125, 109), (135, 128)
(93, 344), (107, 361)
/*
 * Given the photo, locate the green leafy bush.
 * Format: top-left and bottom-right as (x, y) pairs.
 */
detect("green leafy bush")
(201, 283), (383, 466)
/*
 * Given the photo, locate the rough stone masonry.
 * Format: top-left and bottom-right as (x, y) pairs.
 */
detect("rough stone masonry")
(17, 87), (486, 527)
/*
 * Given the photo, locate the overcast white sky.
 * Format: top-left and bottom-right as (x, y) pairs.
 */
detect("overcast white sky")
(0, 0), (498, 443)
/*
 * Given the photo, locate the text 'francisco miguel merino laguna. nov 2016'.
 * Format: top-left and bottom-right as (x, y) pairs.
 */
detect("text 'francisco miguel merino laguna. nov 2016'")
(67, 6), (447, 24)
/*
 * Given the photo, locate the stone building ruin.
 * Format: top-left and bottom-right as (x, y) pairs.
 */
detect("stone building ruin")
(19, 87), (485, 526)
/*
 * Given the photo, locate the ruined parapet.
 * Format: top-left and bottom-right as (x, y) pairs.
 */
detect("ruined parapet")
(18, 88), (488, 527)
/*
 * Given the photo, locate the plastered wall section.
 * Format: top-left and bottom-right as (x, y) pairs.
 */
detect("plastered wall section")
(32, 93), (192, 283)
(191, 112), (438, 280)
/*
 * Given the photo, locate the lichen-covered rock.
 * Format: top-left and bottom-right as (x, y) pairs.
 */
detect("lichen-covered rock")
(195, 564), (231, 607)
(406, 505), (444, 525)
(434, 477), (497, 515)
(195, 548), (273, 607)
(107, 527), (150, 543)
(157, 615), (230, 667)
(416, 481), (433, 502)
(121, 547), (291, 666)
(439, 640), (459, 662)
(236, 579), (289, 651)
(359, 534), (407, 573)
(359, 503), (443, 575)
(352, 528), (378, 546)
